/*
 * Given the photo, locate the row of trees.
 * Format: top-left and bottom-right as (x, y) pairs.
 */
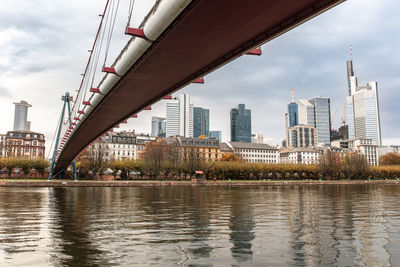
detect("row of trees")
(76, 157), (400, 181)
(380, 153), (400, 165)
(76, 140), (400, 180)
(0, 158), (49, 178)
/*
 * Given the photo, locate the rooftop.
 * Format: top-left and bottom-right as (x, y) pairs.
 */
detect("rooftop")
(229, 142), (276, 150)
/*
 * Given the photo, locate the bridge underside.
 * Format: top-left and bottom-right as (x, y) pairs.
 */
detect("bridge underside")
(56, 0), (344, 172)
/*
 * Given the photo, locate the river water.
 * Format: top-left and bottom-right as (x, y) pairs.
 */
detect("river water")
(0, 185), (399, 266)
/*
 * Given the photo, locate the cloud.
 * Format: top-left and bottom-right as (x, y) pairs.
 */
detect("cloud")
(0, 0), (399, 156)
(0, 84), (12, 98)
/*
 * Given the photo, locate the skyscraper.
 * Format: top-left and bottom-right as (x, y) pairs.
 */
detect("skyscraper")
(230, 104), (251, 143)
(151, 116), (166, 137)
(345, 50), (382, 145)
(309, 97), (331, 146)
(285, 89), (331, 146)
(166, 93), (193, 137)
(209, 130), (222, 142)
(297, 99), (315, 126)
(287, 89), (298, 127)
(252, 133), (264, 144)
(193, 107), (209, 138)
(13, 100), (32, 131)
(287, 125), (318, 148)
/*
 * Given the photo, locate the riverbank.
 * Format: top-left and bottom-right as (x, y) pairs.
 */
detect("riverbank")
(0, 179), (399, 187)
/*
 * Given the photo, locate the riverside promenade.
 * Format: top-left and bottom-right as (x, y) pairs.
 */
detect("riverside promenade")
(0, 179), (399, 187)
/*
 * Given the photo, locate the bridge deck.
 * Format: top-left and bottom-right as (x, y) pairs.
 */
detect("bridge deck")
(56, 0), (344, 171)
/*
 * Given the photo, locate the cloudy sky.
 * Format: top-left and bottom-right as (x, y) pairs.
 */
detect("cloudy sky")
(1, 0), (399, 156)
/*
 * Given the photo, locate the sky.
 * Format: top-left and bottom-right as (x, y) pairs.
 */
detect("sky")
(0, 0), (399, 157)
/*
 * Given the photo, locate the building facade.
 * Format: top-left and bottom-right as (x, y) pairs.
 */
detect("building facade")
(166, 93), (193, 137)
(165, 136), (222, 161)
(345, 56), (382, 145)
(230, 104), (252, 143)
(193, 107), (209, 138)
(279, 147), (319, 165)
(228, 142), (279, 163)
(151, 116), (166, 137)
(136, 134), (156, 159)
(4, 131), (45, 159)
(286, 125), (318, 148)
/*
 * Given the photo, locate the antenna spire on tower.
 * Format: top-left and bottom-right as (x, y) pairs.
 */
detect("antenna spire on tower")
(350, 44), (353, 61)
(291, 88), (294, 102)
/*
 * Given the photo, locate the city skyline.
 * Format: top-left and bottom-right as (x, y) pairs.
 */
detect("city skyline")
(0, 0), (399, 153)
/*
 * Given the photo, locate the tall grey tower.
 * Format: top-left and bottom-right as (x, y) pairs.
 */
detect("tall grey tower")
(345, 47), (382, 145)
(13, 100), (32, 131)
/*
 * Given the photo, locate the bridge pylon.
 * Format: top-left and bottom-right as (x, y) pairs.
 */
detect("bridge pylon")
(48, 92), (78, 181)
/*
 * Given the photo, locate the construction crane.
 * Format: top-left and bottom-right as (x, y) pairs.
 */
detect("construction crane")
(332, 109), (339, 125)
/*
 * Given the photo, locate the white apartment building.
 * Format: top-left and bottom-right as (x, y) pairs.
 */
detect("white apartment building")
(228, 142), (279, 163)
(348, 138), (379, 166)
(93, 132), (156, 161)
(279, 147), (319, 165)
(100, 131), (137, 160)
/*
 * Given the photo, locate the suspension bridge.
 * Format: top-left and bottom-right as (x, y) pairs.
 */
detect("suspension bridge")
(49, 0), (345, 179)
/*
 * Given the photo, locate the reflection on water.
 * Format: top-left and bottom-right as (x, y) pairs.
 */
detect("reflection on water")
(0, 185), (399, 266)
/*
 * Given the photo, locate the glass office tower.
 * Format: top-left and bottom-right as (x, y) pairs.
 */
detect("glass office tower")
(230, 104), (252, 143)
(193, 107), (209, 138)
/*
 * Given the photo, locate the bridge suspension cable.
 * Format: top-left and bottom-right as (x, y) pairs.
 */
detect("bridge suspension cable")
(127, 0), (136, 28)
(47, 105), (63, 159)
(103, 0), (121, 68)
(71, 0), (111, 115)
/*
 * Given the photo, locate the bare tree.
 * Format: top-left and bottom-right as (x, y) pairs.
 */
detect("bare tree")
(143, 140), (178, 179)
(343, 153), (369, 180)
(319, 150), (343, 180)
(88, 142), (108, 179)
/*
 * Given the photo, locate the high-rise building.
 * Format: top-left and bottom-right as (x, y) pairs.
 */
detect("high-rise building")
(151, 116), (166, 137)
(287, 125), (318, 148)
(345, 51), (382, 145)
(309, 97), (331, 146)
(297, 100), (315, 126)
(13, 101), (32, 131)
(230, 104), (251, 143)
(209, 130), (222, 142)
(252, 133), (264, 144)
(288, 88), (298, 127)
(193, 107), (209, 138)
(285, 88), (331, 146)
(166, 93), (193, 137)
(288, 102), (298, 127)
